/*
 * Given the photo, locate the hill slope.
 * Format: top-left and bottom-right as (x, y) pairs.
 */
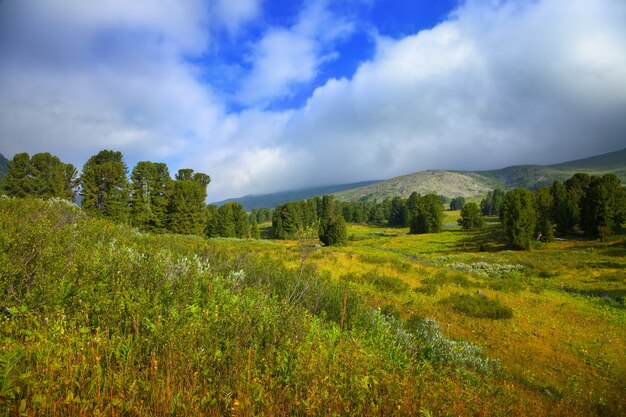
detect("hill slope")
(335, 147), (626, 202)
(212, 180), (381, 210)
(217, 147), (626, 207)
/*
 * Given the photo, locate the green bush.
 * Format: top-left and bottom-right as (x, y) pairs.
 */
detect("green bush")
(441, 293), (513, 319)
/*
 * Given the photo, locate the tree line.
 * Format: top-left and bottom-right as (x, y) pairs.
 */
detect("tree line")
(483, 174), (626, 249)
(0, 150), (254, 239)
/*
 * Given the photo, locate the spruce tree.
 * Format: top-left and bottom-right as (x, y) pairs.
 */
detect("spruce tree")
(580, 174), (626, 239)
(130, 162), (172, 232)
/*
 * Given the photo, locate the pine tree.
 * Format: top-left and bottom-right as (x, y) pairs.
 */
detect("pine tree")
(318, 195), (347, 246)
(501, 188), (537, 250)
(580, 174), (626, 239)
(167, 169), (210, 235)
(535, 187), (554, 241)
(250, 218), (261, 239)
(458, 202), (483, 230)
(409, 194), (443, 234)
(2, 152), (76, 200)
(449, 196), (466, 211)
(130, 162), (172, 232)
(80, 150), (129, 221)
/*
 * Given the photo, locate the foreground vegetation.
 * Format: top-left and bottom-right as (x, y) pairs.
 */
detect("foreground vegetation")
(1, 197), (625, 416)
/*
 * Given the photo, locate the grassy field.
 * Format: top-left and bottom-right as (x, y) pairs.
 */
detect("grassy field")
(1, 198), (625, 416)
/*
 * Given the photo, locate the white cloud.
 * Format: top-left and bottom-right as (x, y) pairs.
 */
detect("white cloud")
(238, 0), (354, 106)
(1, 0), (625, 202)
(213, 0), (261, 35)
(250, 0), (626, 192)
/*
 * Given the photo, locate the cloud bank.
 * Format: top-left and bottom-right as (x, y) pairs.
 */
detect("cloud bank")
(0, 0), (625, 201)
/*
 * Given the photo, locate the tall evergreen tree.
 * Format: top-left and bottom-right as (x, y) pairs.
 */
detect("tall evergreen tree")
(318, 195), (347, 246)
(550, 180), (579, 234)
(389, 196), (406, 227)
(535, 187), (554, 241)
(409, 194), (443, 234)
(580, 174), (626, 239)
(168, 169), (210, 235)
(501, 188), (536, 250)
(458, 202), (483, 230)
(80, 150), (129, 221)
(130, 161), (172, 232)
(2, 152), (76, 200)
(449, 196), (466, 211)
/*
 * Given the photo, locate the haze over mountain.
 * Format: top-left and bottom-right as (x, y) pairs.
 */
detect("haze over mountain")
(218, 148), (626, 209)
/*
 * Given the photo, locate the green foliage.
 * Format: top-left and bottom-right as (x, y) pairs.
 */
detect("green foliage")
(388, 196), (406, 227)
(580, 174), (626, 239)
(480, 189), (505, 216)
(535, 187), (554, 241)
(2, 152), (76, 200)
(458, 202), (483, 230)
(449, 196), (466, 211)
(441, 294), (513, 319)
(130, 161), (172, 232)
(168, 177), (207, 235)
(209, 202), (249, 238)
(409, 194), (443, 234)
(80, 150), (129, 222)
(501, 188), (537, 250)
(550, 180), (579, 234)
(318, 196), (348, 246)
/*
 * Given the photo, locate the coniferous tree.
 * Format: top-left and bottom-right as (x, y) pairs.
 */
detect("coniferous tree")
(580, 174), (626, 239)
(449, 196), (466, 211)
(409, 194), (443, 234)
(204, 204), (219, 237)
(250, 217), (261, 239)
(535, 187), (554, 241)
(550, 181), (579, 234)
(318, 195), (347, 246)
(389, 196), (406, 227)
(80, 150), (129, 221)
(480, 189), (505, 216)
(130, 161), (172, 232)
(2, 152), (76, 200)
(168, 169), (210, 235)
(458, 202), (483, 230)
(501, 188), (536, 250)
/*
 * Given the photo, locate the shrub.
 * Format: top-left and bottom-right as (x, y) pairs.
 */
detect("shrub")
(441, 293), (513, 319)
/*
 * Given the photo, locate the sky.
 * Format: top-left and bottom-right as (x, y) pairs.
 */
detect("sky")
(0, 0), (625, 202)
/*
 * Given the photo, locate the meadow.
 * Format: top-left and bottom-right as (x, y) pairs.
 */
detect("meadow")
(1, 198), (624, 416)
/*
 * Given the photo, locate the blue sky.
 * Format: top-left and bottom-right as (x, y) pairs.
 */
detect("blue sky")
(1, 0), (625, 201)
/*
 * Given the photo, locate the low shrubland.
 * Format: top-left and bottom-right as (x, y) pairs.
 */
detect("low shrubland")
(1, 197), (624, 416)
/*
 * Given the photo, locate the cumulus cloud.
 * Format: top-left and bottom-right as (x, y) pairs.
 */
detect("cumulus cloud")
(237, 0), (355, 106)
(235, 0), (626, 192)
(1, 0), (625, 202)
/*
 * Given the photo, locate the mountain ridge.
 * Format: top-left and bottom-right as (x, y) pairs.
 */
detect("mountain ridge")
(218, 147), (626, 210)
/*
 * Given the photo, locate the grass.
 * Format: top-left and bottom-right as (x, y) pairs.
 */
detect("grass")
(1, 197), (625, 416)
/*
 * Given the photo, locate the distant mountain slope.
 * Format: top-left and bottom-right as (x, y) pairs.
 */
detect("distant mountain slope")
(549, 147), (626, 171)
(335, 147), (626, 202)
(217, 147), (626, 208)
(0, 152), (8, 178)
(335, 170), (496, 202)
(212, 180), (381, 210)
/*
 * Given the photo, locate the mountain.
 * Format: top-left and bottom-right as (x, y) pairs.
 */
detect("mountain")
(0, 152), (8, 178)
(334, 147), (626, 202)
(211, 180), (381, 210)
(215, 147), (626, 209)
